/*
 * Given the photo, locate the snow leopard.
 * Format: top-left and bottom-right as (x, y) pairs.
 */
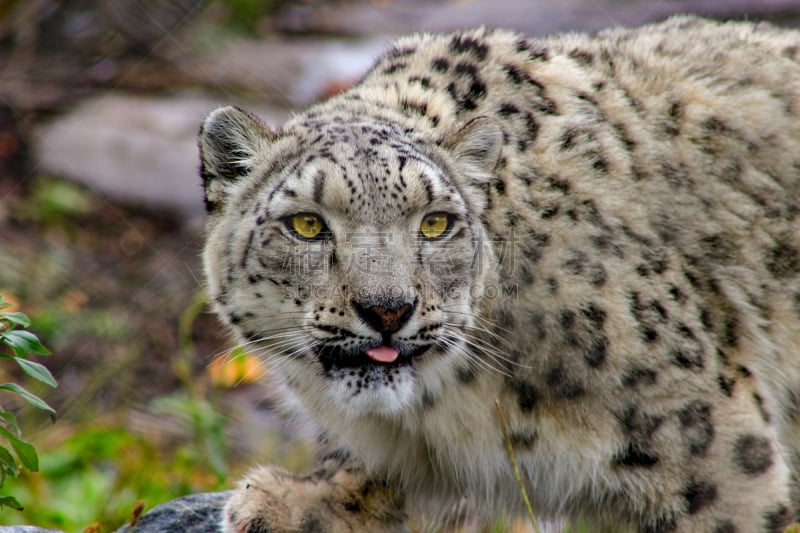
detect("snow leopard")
(199, 15), (800, 532)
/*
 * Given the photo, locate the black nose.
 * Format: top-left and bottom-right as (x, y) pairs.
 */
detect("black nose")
(352, 300), (415, 334)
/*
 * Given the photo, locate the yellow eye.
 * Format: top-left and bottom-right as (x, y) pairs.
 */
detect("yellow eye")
(420, 212), (451, 240)
(290, 213), (325, 239)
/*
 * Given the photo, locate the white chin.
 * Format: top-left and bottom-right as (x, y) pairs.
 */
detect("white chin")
(325, 365), (417, 416)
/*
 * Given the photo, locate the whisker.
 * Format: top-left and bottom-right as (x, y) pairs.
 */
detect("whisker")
(441, 322), (530, 370)
(207, 325), (315, 362)
(438, 306), (515, 346)
(437, 333), (512, 378)
(439, 321), (530, 373)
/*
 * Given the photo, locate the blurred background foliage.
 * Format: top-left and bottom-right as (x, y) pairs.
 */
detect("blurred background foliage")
(0, 2), (311, 529)
(0, 0), (798, 531)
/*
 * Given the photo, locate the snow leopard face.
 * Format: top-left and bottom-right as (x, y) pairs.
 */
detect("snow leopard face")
(200, 107), (503, 416)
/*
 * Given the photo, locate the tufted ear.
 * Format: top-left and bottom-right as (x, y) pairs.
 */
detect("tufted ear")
(439, 116), (503, 175)
(198, 106), (275, 213)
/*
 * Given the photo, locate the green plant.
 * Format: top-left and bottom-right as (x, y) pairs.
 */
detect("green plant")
(0, 294), (56, 510)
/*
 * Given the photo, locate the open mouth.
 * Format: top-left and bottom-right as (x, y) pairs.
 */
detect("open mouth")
(317, 343), (432, 372)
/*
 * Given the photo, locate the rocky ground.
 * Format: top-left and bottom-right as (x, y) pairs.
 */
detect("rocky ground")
(1, 0), (800, 531)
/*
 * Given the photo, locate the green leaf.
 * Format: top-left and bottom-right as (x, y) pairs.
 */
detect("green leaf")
(0, 425), (38, 471)
(0, 312), (30, 329)
(0, 409), (20, 436)
(1, 330), (51, 356)
(0, 444), (18, 480)
(0, 383), (56, 418)
(15, 358), (57, 388)
(0, 495), (23, 510)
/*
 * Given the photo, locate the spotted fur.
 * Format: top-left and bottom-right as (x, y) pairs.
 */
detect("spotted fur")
(200, 16), (800, 532)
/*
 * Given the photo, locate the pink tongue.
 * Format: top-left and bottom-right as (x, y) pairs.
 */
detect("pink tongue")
(364, 345), (399, 363)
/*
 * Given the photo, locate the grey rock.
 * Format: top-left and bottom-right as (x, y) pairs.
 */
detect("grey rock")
(33, 95), (287, 219)
(115, 492), (228, 533)
(0, 492), (228, 533)
(276, 0), (800, 35)
(182, 38), (387, 108)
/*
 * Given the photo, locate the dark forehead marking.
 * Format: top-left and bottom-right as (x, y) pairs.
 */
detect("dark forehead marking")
(241, 143), (303, 207)
(420, 172), (435, 203)
(267, 164), (297, 203)
(312, 169), (326, 204)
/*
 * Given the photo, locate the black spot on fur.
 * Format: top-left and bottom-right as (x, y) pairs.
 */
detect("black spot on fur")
(515, 38), (550, 61)
(766, 241), (800, 278)
(642, 328), (659, 343)
(671, 348), (704, 372)
(546, 175), (571, 194)
(523, 112), (540, 142)
(762, 504), (792, 533)
(560, 309), (576, 329)
(699, 307), (713, 330)
(622, 366), (657, 388)
(300, 512), (326, 533)
(683, 268), (702, 289)
(526, 311), (548, 340)
(617, 405), (664, 441)
(243, 516), (273, 533)
(455, 365), (478, 384)
(793, 291), (800, 319)
(703, 116), (729, 134)
(545, 364), (585, 399)
(581, 303), (607, 327)
(499, 103), (519, 116)
(449, 34), (489, 60)
(383, 62), (407, 74)
(408, 75), (432, 89)
(559, 128), (577, 151)
(643, 248), (670, 274)
(585, 336), (608, 368)
(683, 479), (717, 514)
(629, 292), (669, 343)
(614, 442), (659, 468)
(733, 434), (773, 476)
(421, 389), (436, 409)
(589, 263), (608, 287)
(702, 233), (737, 264)
(753, 392), (771, 422)
(678, 400), (714, 456)
(446, 62), (487, 111)
(612, 122), (636, 150)
(638, 513), (677, 533)
(503, 63), (526, 84)
(569, 49), (594, 64)
(722, 315), (740, 347)
(400, 98), (428, 117)
(509, 430), (538, 449)
(388, 46), (416, 58)
(431, 57), (450, 72)
(664, 101), (683, 136)
(541, 205), (560, 219)
(717, 373), (735, 397)
(344, 499), (361, 513)
(511, 379), (539, 412)
(712, 520), (736, 533)
(546, 276), (559, 293)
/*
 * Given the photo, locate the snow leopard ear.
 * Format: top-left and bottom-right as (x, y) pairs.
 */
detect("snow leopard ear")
(199, 106), (275, 213)
(439, 116), (503, 176)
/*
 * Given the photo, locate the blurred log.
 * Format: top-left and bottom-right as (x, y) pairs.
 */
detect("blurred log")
(274, 0), (800, 35)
